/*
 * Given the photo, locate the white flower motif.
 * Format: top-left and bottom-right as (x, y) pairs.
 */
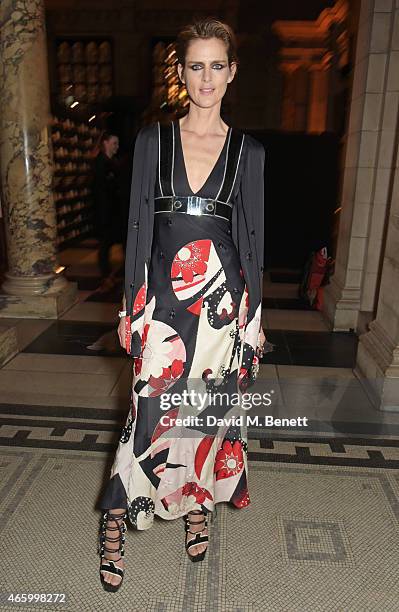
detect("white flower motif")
(167, 495), (198, 516)
(180, 494), (197, 513)
(141, 328), (172, 379)
(167, 502), (181, 516)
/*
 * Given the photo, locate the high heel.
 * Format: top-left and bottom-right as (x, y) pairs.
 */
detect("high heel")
(98, 510), (127, 592)
(184, 509), (210, 563)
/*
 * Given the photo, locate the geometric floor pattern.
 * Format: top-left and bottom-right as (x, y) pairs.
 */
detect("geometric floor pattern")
(1, 447), (399, 611)
(3, 411), (399, 470)
(1, 245), (398, 610)
(2, 400), (399, 469)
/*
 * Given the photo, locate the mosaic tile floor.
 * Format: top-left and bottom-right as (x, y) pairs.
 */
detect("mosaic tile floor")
(1, 446), (399, 611)
(1, 243), (398, 611)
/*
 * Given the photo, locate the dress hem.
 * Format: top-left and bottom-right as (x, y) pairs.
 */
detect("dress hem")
(126, 498), (251, 530)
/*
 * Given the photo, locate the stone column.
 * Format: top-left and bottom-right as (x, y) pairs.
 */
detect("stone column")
(0, 0), (76, 318)
(293, 64), (309, 131)
(323, 0), (399, 334)
(307, 62), (330, 134)
(280, 63), (297, 131)
(280, 62), (311, 132)
(356, 131), (399, 410)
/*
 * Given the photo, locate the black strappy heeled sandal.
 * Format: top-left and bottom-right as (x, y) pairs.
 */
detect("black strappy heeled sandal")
(184, 509), (211, 563)
(98, 510), (127, 592)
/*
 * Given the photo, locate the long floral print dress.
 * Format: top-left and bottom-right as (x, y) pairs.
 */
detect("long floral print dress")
(99, 119), (267, 529)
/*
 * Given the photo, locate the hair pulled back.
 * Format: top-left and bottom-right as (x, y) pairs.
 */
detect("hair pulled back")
(176, 17), (239, 68)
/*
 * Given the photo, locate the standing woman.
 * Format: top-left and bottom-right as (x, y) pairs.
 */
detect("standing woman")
(98, 17), (270, 591)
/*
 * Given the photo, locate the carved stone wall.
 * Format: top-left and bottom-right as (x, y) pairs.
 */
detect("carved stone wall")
(273, 0), (351, 134)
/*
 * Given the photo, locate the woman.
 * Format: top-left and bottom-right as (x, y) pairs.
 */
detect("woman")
(98, 17), (270, 591)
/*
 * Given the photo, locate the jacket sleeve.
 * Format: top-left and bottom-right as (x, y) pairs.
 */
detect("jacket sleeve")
(234, 137), (268, 391)
(123, 125), (153, 356)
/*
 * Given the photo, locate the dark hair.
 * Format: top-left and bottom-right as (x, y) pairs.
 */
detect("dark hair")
(176, 17), (239, 69)
(100, 131), (118, 143)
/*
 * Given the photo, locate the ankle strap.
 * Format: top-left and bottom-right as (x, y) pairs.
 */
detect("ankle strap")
(186, 516), (206, 524)
(103, 511), (126, 520)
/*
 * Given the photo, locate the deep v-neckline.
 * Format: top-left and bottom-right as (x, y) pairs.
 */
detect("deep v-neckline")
(175, 119), (231, 196)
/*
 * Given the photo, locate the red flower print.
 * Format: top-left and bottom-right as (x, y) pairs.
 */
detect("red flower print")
(148, 358), (184, 395)
(134, 324), (150, 376)
(140, 322), (150, 352)
(182, 482), (213, 503)
(151, 407), (180, 443)
(170, 359), (184, 378)
(214, 440), (244, 480)
(238, 367), (250, 393)
(219, 300), (237, 321)
(171, 241), (209, 284)
(194, 436), (214, 479)
(134, 356), (142, 376)
(133, 282), (147, 315)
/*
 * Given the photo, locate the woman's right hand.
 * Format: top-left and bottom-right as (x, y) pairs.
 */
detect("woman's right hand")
(117, 316), (126, 350)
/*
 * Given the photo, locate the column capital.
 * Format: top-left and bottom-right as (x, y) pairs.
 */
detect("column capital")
(272, 0), (349, 46)
(279, 62), (301, 74)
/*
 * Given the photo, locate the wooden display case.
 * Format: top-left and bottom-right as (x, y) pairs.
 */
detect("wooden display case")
(51, 116), (100, 250)
(55, 38), (114, 107)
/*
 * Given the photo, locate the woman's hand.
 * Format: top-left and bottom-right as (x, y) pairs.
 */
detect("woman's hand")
(117, 316), (127, 350)
(256, 326), (266, 357)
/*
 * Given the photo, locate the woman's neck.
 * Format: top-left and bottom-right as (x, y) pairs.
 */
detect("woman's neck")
(180, 104), (229, 136)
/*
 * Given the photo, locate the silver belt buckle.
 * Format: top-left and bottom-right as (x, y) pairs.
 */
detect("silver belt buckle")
(205, 199), (215, 212)
(187, 195), (202, 216)
(173, 196), (182, 210)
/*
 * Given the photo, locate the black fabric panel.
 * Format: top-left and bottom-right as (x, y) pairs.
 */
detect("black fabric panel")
(98, 473), (127, 510)
(219, 129), (245, 203)
(159, 122), (173, 195)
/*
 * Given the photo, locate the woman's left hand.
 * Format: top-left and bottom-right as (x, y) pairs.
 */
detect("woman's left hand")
(256, 326), (266, 357)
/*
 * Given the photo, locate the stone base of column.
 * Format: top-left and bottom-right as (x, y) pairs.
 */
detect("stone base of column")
(354, 320), (399, 411)
(322, 276), (360, 331)
(0, 324), (18, 367)
(0, 280), (78, 319)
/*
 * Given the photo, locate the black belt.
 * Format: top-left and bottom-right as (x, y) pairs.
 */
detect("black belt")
(154, 195), (232, 222)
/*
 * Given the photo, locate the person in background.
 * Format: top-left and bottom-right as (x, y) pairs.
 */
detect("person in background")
(92, 132), (122, 282)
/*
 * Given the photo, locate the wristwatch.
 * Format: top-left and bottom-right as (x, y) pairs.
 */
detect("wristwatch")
(118, 310), (127, 318)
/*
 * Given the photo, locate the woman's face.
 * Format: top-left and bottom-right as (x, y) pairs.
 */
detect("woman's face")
(177, 37), (236, 108)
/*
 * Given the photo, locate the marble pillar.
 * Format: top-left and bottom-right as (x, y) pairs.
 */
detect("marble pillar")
(0, 0), (77, 318)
